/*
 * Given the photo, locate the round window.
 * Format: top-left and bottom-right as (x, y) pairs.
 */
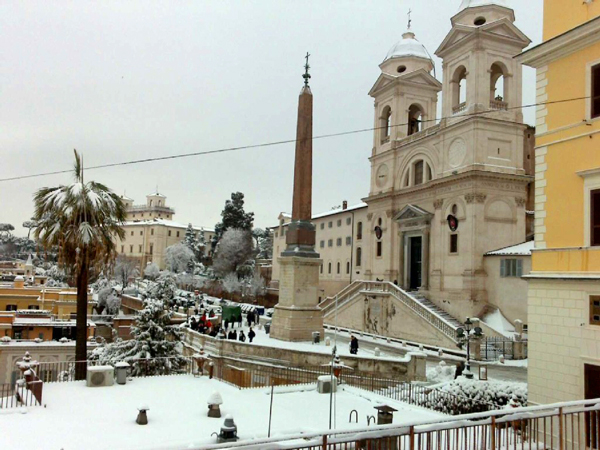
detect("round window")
(474, 17), (486, 26)
(397, 65), (407, 73)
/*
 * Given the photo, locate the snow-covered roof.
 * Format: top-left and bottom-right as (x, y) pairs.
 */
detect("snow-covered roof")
(120, 195), (134, 201)
(459, 0), (509, 10)
(122, 218), (215, 233)
(384, 31), (431, 62)
(147, 192), (166, 198)
(484, 241), (534, 257)
(277, 203), (368, 227)
(13, 318), (96, 327)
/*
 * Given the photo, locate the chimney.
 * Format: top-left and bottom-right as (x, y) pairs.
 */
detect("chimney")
(343, 201), (348, 210)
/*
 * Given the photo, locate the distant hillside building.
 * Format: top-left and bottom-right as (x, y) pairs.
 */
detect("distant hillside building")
(116, 192), (214, 270)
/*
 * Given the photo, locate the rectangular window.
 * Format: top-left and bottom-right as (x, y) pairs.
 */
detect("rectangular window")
(151, 229), (154, 236)
(376, 241), (382, 257)
(346, 236), (351, 246)
(590, 296), (600, 326)
(328, 263), (332, 274)
(320, 223), (324, 230)
(28, 305), (39, 310)
(328, 239), (333, 247)
(6, 305), (17, 311)
(320, 264), (323, 274)
(450, 234), (458, 254)
(593, 64), (600, 119)
(500, 259), (523, 277)
(121, 245), (124, 253)
(591, 189), (600, 246)
(414, 160), (424, 186)
(357, 222), (363, 240)
(337, 219), (342, 227)
(140, 231), (143, 236)
(150, 244), (153, 255)
(177, 231), (180, 237)
(139, 245), (142, 253)
(346, 217), (351, 225)
(130, 245), (133, 253)
(346, 262), (350, 274)
(131, 231), (134, 236)
(328, 221), (333, 228)
(356, 248), (362, 267)
(320, 240), (325, 248)
(169, 230), (172, 237)
(336, 238), (342, 246)
(337, 262), (341, 274)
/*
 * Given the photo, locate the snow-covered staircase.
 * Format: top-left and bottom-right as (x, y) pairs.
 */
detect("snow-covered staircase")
(411, 293), (464, 329)
(321, 281), (461, 345)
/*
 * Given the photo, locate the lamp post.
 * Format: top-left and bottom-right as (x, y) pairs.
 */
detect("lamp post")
(456, 317), (483, 379)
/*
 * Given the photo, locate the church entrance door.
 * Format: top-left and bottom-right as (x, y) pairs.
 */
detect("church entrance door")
(409, 236), (422, 291)
(586, 364), (600, 448)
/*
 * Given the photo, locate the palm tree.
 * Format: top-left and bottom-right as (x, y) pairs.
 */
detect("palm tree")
(33, 150), (126, 379)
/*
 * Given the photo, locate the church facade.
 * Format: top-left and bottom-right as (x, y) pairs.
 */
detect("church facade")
(271, 0), (535, 328)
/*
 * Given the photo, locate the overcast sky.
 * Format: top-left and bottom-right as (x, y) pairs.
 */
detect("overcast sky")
(1, 0), (543, 236)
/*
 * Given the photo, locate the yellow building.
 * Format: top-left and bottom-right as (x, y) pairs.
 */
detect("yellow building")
(518, 0), (600, 405)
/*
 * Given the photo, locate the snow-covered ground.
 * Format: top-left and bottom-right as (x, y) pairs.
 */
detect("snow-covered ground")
(0, 375), (442, 450)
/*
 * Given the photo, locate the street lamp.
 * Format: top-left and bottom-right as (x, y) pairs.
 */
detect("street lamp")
(456, 317), (483, 379)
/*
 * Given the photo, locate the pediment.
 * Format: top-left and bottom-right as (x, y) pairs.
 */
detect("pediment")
(481, 18), (531, 46)
(368, 73), (397, 97)
(394, 204), (433, 222)
(435, 25), (475, 56)
(399, 69), (443, 89)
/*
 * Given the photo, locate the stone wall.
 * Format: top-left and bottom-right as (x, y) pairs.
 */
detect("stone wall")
(182, 328), (426, 382)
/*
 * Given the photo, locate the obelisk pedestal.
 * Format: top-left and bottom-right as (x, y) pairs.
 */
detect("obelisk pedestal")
(270, 56), (324, 342)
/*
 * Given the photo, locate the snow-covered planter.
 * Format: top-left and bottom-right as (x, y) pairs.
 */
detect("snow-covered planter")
(1, 336), (11, 344)
(34, 338), (42, 344)
(207, 391), (223, 418)
(59, 337), (69, 343)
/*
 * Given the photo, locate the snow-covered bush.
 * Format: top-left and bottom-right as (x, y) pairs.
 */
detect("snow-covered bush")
(420, 378), (527, 415)
(165, 243), (195, 274)
(150, 271), (177, 306)
(144, 262), (160, 280)
(222, 272), (241, 294)
(89, 297), (186, 376)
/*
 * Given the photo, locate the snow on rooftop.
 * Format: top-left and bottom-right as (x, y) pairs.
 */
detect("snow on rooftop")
(276, 203), (368, 228)
(459, 0), (509, 10)
(122, 218), (215, 233)
(0, 375), (440, 450)
(484, 241), (534, 257)
(384, 31), (431, 62)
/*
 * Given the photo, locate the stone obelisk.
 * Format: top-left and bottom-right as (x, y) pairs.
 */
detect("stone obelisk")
(270, 54), (324, 342)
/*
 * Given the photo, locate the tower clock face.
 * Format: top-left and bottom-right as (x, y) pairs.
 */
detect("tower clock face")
(376, 164), (389, 187)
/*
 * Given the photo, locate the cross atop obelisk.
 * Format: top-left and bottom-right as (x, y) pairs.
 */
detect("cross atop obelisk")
(282, 53), (318, 258)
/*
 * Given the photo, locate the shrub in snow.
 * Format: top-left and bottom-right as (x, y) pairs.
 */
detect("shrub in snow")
(89, 297), (187, 376)
(165, 243), (195, 274)
(418, 378), (527, 415)
(144, 262), (160, 281)
(207, 391), (223, 405)
(150, 272), (177, 307)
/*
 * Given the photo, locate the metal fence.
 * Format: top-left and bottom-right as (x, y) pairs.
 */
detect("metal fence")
(196, 400), (600, 450)
(0, 380), (42, 409)
(481, 337), (528, 361)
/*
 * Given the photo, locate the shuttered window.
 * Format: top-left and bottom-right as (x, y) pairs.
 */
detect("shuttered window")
(592, 189), (600, 246)
(593, 64), (600, 119)
(501, 259), (523, 277)
(590, 296), (600, 326)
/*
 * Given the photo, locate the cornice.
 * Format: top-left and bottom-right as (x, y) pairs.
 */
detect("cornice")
(517, 16), (600, 68)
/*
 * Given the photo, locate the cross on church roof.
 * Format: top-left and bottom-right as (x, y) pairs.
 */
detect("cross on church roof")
(407, 9), (412, 30)
(303, 52), (311, 87)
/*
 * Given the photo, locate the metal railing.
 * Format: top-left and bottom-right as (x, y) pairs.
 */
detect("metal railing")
(196, 399), (600, 450)
(0, 380), (42, 409)
(481, 337), (528, 361)
(321, 281), (459, 344)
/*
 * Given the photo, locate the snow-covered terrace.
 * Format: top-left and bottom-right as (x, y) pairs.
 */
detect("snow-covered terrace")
(0, 375), (440, 450)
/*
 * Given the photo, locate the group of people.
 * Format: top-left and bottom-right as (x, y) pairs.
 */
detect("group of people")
(217, 327), (256, 343)
(189, 312), (216, 336)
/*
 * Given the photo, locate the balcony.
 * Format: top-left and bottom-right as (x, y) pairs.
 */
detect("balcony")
(490, 99), (508, 111)
(452, 102), (467, 115)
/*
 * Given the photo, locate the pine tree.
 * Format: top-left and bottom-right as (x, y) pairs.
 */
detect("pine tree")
(150, 271), (177, 306)
(89, 297), (186, 376)
(184, 223), (196, 249)
(212, 192), (254, 250)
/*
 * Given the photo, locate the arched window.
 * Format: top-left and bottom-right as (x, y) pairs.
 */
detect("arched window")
(490, 63), (508, 110)
(346, 261), (350, 274)
(452, 66), (468, 113)
(414, 160), (424, 186)
(403, 159), (434, 188)
(337, 262), (341, 274)
(356, 248), (362, 267)
(408, 104), (424, 136)
(328, 262), (332, 274)
(380, 106), (392, 143)
(149, 200), (153, 207)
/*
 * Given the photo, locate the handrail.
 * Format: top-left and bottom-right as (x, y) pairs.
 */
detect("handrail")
(322, 280), (459, 342)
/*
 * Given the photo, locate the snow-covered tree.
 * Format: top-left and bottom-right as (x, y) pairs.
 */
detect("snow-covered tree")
(114, 255), (139, 287)
(246, 275), (266, 299)
(33, 150), (126, 379)
(144, 262), (160, 280)
(150, 271), (177, 306)
(22, 220), (38, 240)
(46, 264), (69, 287)
(253, 228), (273, 260)
(97, 287), (121, 315)
(197, 228), (207, 260)
(0, 223), (15, 238)
(212, 228), (254, 277)
(165, 242), (195, 274)
(212, 192), (254, 250)
(89, 297), (186, 376)
(222, 272), (241, 294)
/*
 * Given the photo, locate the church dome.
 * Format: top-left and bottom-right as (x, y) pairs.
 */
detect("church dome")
(384, 31), (431, 62)
(459, 0), (508, 10)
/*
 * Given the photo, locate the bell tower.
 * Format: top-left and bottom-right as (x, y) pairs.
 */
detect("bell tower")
(369, 24), (442, 160)
(436, 0), (531, 122)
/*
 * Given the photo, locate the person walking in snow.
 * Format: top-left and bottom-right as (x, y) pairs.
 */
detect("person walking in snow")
(239, 331), (246, 342)
(248, 327), (256, 343)
(350, 336), (359, 355)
